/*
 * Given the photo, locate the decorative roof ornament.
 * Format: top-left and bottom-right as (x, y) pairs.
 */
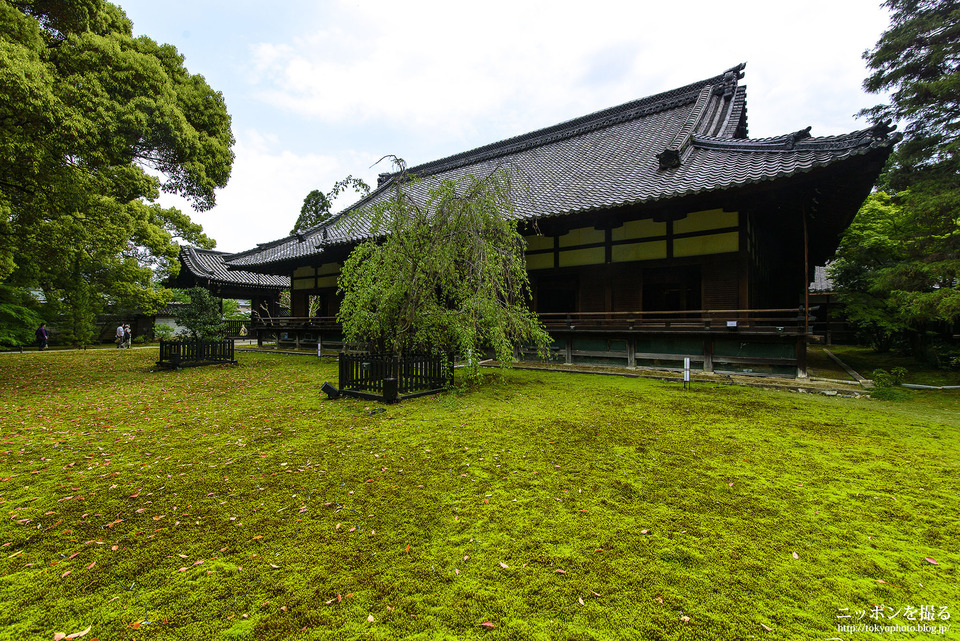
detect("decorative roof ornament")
(656, 148), (683, 170)
(870, 120), (896, 139)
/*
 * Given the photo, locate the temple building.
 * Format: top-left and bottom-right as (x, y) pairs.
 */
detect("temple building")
(178, 64), (896, 376)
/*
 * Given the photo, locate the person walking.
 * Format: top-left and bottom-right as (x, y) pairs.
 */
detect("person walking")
(35, 323), (49, 351)
(116, 322), (125, 348)
(123, 324), (132, 349)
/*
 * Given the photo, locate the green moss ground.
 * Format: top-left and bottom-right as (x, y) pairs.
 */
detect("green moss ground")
(0, 350), (957, 640)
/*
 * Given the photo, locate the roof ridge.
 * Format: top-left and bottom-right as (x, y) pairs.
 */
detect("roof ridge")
(692, 122), (898, 152)
(395, 64), (747, 180)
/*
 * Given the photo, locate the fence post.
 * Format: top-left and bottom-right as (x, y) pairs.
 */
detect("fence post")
(383, 378), (398, 403)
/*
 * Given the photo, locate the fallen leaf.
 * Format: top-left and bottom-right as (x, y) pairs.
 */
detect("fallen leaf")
(499, 562), (508, 569)
(761, 622), (773, 631)
(480, 621), (496, 628)
(54, 634), (66, 641)
(65, 627), (91, 639)
(86, 561), (95, 570)
(366, 614), (374, 623)
(578, 597), (585, 605)
(680, 615), (691, 624)
(61, 570), (70, 578)
(925, 557), (939, 565)
(555, 569), (566, 574)
(792, 552), (799, 560)
(177, 567), (187, 572)
(591, 590), (602, 597)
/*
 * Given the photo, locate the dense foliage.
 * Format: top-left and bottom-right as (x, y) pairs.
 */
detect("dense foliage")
(290, 176), (370, 234)
(851, 0), (960, 343)
(0, 283), (41, 346)
(0, 0), (233, 344)
(830, 192), (910, 351)
(337, 163), (551, 375)
(172, 287), (225, 340)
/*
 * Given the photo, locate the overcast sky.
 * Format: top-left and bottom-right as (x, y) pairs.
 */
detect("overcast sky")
(116, 0), (892, 254)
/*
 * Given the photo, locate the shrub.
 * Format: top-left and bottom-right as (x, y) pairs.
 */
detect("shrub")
(153, 323), (176, 341)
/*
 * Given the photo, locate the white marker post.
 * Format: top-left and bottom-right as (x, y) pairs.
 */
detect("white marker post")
(683, 357), (691, 390)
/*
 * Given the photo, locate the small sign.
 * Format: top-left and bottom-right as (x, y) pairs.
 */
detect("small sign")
(683, 357), (691, 383)
(726, 320), (738, 328)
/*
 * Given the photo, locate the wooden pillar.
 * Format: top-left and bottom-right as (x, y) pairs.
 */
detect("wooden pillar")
(626, 335), (636, 369)
(703, 337), (714, 373)
(565, 336), (573, 365)
(796, 335), (808, 379)
(799, 205), (810, 379)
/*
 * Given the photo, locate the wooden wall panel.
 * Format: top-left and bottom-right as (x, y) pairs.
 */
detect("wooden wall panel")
(702, 257), (740, 309)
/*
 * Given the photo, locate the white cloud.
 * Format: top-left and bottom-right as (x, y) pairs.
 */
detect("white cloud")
(245, 0), (889, 143)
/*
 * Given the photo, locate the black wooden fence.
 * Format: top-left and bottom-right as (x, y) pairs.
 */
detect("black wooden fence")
(157, 339), (238, 368)
(338, 352), (453, 402)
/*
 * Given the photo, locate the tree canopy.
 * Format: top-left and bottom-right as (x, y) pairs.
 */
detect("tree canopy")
(841, 0), (960, 356)
(336, 162), (551, 377)
(829, 192), (910, 351)
(291, 176), (370, 234)
(0, 0), (233, 343)
(172, 287), (225, 340)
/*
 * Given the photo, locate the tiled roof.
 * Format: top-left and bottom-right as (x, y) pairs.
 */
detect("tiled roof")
(178, 246), (289, 289)
(226, 64), (896, 271)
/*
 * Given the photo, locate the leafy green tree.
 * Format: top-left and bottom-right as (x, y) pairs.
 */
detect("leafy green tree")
(0, 1), (233, 338)
(0, 284), (41, 346)
(830, 192), (910, 351)
(337, 161), (551, 379)
(291, 176), (370, 234)
(172, 287), (224, 340)
(221, 298), (250, 320)
(857, 0), (960, 330)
